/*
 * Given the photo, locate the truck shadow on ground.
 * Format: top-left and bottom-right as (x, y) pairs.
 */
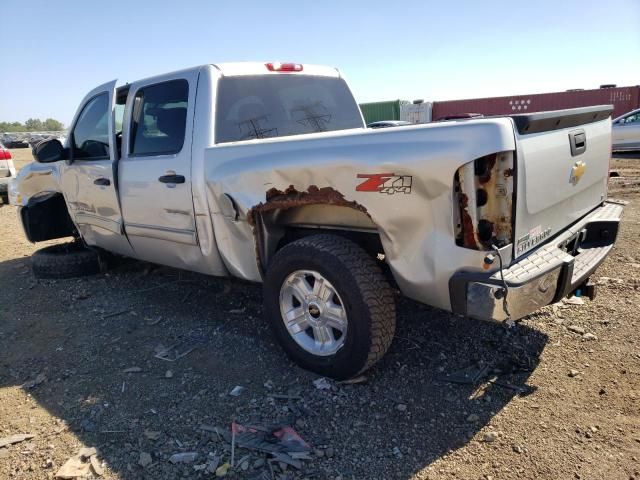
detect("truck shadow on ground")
(0, 257), (548, 479)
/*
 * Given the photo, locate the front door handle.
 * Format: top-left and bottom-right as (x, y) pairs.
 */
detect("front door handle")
(158, 174), (185, 184)
(93, 177), (111, 186)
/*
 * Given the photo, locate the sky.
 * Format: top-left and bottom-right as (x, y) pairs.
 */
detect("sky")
(1, 0), (639, 126)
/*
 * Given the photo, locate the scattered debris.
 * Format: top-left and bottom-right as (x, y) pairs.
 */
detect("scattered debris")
(102, 309), (131, 320)
(224, 421), (311, 461)
(0, 433), (35, 449)
(313, 377), (332, 390)
(146, 316), (163, 325)
(483, 432), (498, 442)
(165, 369), (174, 378)
(229, 307), (246, 314)
(337, 375), (367, 385)
(144, 430), (161, 440)
(138, 451), (152, 468)
(55, 447), (100, 478)
(512, 444), (523, 454)
(582, 332), (598, 341)
(396, 403), (407, 412)
(568, 369), (580, 378)
(215, 462), (231, 477)
(263, 380), (275, 390)
(467, 414), (480, 422)
(229, 385), (246, 397)
(22, 373), (46, 389)
(564, 296), (585, 306)
(567, 325), (586, 335)
(438, 363), (489, 385)
(169, 452), (198, 464)
(123, 366), (142, 373)
(154, 334), (204, 361)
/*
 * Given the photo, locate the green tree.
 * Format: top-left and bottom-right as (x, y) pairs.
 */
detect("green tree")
(24, 118), (44, 131)
(42, 118), (65, 131)
(0, 121), (26, 132)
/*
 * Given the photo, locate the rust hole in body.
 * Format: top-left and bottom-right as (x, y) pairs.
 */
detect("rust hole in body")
(249, 185), (370, 226)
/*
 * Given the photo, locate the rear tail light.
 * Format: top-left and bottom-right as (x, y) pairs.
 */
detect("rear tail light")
(0, 149), (11, 160)
(265, 62), (303, 72)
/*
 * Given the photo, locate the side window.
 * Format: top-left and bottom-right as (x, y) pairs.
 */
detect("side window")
(130, 80), (189, 156)
(72, 93), (110, 160)
(624, 114), (639, 124)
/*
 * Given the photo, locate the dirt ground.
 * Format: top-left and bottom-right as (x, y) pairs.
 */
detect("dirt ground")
(0, 149), (639, 480)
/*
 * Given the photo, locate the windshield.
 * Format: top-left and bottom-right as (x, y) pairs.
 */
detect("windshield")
(215, 75), (363, 143)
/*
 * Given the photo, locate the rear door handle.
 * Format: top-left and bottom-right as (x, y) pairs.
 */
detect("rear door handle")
(93, 177), (111, 186)
(158, 174), (185, 184)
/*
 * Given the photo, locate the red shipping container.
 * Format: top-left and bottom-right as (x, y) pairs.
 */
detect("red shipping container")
(432, 86), (640, 120)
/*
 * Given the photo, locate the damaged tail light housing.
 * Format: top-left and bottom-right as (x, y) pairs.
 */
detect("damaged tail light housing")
(453, 151), (515, 250)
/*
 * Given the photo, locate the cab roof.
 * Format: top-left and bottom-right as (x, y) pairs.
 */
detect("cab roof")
(212, 62), (341, 78)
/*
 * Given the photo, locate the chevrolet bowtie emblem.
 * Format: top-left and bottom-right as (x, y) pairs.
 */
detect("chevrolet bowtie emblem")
(570, 161), (586, 185)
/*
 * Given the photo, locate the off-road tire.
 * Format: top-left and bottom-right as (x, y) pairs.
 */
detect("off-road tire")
(32, 242), (102, 279)
(263, 234), (396, 379)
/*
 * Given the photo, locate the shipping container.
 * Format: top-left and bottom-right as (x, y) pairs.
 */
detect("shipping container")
(359, 100), (409, 124)
(432, 85), (640, 120)
(400, 102), (433, 124)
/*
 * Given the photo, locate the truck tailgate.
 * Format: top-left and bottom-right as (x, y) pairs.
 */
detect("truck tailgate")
(512, 106), (613, 258)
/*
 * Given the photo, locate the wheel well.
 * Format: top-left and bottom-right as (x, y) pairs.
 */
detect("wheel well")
(20, 193), (76, 242)
(253, 203), (386, 273)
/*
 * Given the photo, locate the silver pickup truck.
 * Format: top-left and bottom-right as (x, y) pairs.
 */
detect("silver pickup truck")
(10, 62), (623, 379)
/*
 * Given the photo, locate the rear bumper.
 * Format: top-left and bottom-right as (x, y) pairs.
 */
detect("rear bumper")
(449, 201), (624, 321)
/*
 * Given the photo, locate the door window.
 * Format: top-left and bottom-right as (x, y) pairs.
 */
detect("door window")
(623, 113), (640, 124)
(72, 93), (110, 160)
(130, 80), (189, 156)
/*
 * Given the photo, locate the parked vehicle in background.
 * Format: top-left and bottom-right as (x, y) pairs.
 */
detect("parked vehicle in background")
(0, 142), (16, 204)
(1, 136), (29, 148)
(612, 108), (640, 151)
(367, 120), (412, 128)
(10, 62), (623, 379)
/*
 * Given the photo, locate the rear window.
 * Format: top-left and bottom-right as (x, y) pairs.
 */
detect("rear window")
(215, 75), (363, 143)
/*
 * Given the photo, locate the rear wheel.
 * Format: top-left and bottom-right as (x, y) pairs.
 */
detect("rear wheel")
(32, 242), (102, 279)
(263, 234), (396, 379)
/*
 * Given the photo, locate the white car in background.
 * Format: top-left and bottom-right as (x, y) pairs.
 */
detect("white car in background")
(0, 141), (17, 204)
(612, 108), (640, 151)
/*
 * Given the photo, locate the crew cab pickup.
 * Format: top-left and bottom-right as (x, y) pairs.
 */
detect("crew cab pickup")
(10, 62), (623, 379)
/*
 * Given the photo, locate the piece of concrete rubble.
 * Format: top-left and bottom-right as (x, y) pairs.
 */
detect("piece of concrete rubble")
(169, 452), (198, 464)
(138, 451), (151, 468)
(90, 455), (103, 476)
(313, 377), (332, 390)
(123, 367), (142, 373)
(564, 296), (585, 305)
(567, 325), (586, 335)
(0, 434), (35, 448)
(229, 386), (245, 396)
(55, 448), (98, 479)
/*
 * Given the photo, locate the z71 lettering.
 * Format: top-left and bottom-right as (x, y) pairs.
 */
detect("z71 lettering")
(356, 173), (412, 194)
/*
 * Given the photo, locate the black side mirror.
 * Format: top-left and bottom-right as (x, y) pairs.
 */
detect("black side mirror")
(34, 139), (67, 163)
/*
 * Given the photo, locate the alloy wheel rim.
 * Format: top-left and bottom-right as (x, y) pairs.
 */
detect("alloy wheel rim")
(279, 269), (348, 356)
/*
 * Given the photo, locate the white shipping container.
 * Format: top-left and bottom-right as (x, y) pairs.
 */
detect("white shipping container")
(400, 102), (432, 124)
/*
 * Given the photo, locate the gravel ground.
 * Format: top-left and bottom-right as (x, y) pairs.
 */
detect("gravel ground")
(0, 151), (639, 479)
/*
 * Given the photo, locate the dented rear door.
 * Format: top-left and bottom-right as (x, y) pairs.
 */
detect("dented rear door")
(511, 106), (613, 258)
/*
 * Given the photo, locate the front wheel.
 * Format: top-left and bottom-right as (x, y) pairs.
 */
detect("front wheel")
(263, 234), (396, 379)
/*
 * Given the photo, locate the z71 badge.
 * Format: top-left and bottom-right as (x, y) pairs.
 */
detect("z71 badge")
(356, 173), (412, 194)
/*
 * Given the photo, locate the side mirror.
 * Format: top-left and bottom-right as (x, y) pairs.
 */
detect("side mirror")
(34, 138), (67, 163)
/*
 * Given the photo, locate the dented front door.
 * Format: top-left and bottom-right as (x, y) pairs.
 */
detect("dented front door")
(60, 80), (135, 257)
